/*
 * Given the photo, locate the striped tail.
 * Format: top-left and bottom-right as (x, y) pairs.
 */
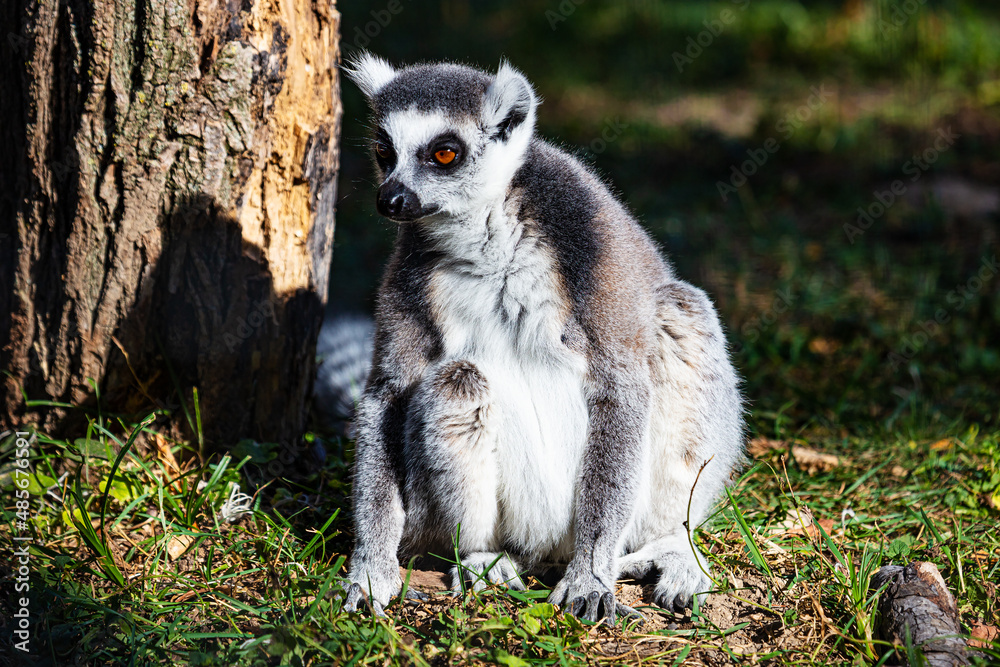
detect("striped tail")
(314, 314), (375, 436)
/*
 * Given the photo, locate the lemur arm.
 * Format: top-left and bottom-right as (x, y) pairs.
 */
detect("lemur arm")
(343, 370), (409, 615)
(548, 347), (652, 624)
(345, 280), (437, 613)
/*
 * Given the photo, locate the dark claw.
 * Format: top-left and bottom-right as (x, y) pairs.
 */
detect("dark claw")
(616, 602), (645, 625)
(343, 582), (365, 613)
(342, 582), (391, 616)
(599, 592), (616, 626)
(657, 592), (692, 615)
(404, 588), (429, 601)
(567, 591), (622, 625)
(652, 590), (687, 615)
(584, 590), (601, 621)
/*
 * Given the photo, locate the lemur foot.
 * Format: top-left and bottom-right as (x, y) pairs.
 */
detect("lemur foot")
(451, 552), (525, 593)
(652, 551), (712, 614)
(549, 570), (639, 626)
(404, 588), (429, 601)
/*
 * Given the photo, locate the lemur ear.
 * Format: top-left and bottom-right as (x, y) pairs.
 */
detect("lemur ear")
(484, 60), (537, 142)
(343, 51), (397, 100)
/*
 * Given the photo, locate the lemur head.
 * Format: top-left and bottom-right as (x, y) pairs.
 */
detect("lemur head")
(345, 53), (538, 222)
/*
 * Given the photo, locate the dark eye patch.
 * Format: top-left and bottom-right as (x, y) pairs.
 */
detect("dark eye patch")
(419, 132), (467, 171)
(372, 130), (396, 169)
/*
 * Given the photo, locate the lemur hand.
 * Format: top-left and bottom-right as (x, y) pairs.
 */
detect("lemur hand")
(342, 581), (428, 616)
(341, 560), (428, 616)
(548, 566), (642, 626)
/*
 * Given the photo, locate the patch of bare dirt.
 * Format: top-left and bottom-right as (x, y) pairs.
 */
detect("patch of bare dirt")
(402, 567), (450, 592)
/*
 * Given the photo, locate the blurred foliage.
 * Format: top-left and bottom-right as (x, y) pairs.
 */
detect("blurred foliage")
(330, 0), (1000, 437)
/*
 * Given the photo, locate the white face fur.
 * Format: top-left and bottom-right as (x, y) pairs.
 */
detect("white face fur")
(345, 53), (538, 223)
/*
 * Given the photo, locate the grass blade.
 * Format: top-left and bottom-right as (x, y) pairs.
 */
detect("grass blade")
(725, 487), (773, 578)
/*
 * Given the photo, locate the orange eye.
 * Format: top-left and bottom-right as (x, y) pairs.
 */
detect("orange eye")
(375, 142), (391, 159)
(434, 149), (456, 165)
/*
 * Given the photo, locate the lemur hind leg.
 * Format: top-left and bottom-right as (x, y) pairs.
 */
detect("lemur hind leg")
(624, 280), (744, 613)
(618, 536), (712, 613)
(402, 360), (525, 592)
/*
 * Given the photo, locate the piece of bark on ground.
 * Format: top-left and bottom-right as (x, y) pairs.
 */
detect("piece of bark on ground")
(870, 561), (970, 666)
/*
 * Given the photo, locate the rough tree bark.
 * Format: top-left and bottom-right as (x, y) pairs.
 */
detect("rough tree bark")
(871, 561), (972, 666)
(1, 0), (341, 445)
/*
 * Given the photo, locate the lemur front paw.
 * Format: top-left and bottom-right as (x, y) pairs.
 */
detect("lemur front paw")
(342, 559), (404, 616)
(451, 552), (525, 593)
(343, 582), (427, 616)
(548, 570), (642, 626)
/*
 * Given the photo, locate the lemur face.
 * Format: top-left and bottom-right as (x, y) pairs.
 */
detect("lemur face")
(346, 54), (538, 222)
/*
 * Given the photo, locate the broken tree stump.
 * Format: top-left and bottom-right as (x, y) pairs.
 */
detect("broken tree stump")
(870, 561), (970, 666)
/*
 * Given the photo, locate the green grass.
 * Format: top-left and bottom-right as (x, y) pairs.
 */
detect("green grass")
(2, 406), (998, 664)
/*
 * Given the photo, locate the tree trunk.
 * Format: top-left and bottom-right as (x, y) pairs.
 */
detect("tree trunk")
(1, 0), (341, 446)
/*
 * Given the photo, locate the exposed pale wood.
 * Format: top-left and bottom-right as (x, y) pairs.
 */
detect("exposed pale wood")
(1, 0), (341, 446)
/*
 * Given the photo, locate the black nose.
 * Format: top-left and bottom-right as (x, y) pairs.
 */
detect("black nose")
(377, 180), (422, 221)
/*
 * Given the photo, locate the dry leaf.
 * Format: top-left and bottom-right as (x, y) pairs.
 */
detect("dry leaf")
(798, 519), (836, 538)
(153, 432), (183, 491)
(808, 337), (840, 355)
(170, 585), (233, 603)
(172, 589), (199, 603)
(930, 438), (954, 451)
(762, 538), (788, 555)
(167, 533), (195, 561)
(980, 492), (1000, 512)
(770, 508), (836, 538)
(790, 445), (841, 474)
(747, 438), (841, 472)
(770, 507), (815, 534)
(970, 622), (1000, 648)
(747, 437), (785, 457)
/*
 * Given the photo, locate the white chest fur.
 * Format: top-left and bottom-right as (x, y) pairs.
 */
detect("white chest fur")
(426, 207), (590, 560)
(428, 207), (563, 361)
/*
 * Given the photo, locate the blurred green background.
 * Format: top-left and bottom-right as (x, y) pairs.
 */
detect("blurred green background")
(328, 0), (1000, 439)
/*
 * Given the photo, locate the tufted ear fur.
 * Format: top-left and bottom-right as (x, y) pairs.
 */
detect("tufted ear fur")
(483, 60), (538, 142)
(343, 51), (397, 100)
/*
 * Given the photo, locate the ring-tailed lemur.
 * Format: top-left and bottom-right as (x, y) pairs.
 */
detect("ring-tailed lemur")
(340, 53), (744, 624)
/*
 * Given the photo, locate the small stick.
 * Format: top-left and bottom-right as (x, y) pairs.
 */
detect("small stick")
(684, 455), (719, 586)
